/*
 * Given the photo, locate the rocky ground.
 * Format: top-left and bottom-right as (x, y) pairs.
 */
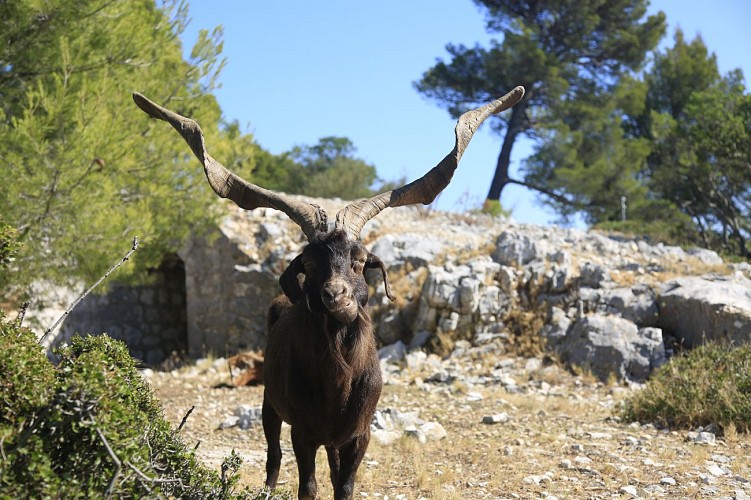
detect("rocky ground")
(145, 343), (751, 500)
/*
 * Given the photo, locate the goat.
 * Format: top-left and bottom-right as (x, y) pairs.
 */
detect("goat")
(133, 86), (524, 500)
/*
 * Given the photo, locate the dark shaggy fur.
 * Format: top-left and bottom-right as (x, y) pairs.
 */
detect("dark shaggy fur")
(262, 230), (386, 500)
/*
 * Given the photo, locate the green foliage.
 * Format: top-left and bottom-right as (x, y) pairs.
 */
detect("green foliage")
(621, 343), (751, 433)
(478, 199), (511, 218)
(594, 217), (699, 249)
(0, 0), (245, 294)
(0, 222), (21, 290)
(524, 77), (659, 225)
(416, 0), (666, 201)
(0, 311), (56, 423)
(286, 136), (380, 199)
(637, 32), (751, 257)
(0, 314), (286, 498)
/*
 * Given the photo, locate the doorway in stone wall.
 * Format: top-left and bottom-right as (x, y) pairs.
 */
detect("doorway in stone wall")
(147, 253), (188, 366)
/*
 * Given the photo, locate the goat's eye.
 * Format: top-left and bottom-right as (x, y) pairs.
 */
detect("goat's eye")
(352, 258), (365, 273)
(302, 257), (315, 271)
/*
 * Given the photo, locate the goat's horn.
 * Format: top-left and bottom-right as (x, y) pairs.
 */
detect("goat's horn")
(334, 86), (525, 239)
(132, 93), (328, 241)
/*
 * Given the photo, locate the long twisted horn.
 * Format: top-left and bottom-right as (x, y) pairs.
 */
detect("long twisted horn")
(334, 86), (524, 239)
(132, 93), (328, 241)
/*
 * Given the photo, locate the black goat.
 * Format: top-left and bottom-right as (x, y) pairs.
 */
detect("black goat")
(133, 86), (524, 500)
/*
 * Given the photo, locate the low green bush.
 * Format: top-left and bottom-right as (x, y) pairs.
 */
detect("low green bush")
(594, 218), (699, 248)
(621, 343), (751, 432)
(0, 311), (288, 498)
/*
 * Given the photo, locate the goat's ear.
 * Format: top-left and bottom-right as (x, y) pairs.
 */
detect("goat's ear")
(365, 253), (395, 301)
(280, 254), (305, 302)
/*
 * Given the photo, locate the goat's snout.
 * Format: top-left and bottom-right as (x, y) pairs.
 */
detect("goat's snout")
(321, 279), (357, 322)
(322, 280), (350, 304)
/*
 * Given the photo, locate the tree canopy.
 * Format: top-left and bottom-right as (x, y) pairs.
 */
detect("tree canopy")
(0, 1), (388, 296)
(416, 0), (666, 202)
(524, 29), (750, 256)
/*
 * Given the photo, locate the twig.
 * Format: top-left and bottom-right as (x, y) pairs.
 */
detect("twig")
(15, 301), (30, 332)
(125, 460), (184, 492)
(39, 236), (140, 345)
(177, 406), (195, 432)
(96, 426), (122, 499)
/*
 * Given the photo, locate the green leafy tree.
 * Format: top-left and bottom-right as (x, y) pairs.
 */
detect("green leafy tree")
(523, 77), (655, 225)
(416, 0), (665, 204)
(654, 78), (751, 255)
(288, 136), (379, 199)
(0, 0), (241, 294)
(637, 32), (750, 255)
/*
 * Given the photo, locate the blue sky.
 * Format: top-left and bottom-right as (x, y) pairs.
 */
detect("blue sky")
(180, 1), (751, 226)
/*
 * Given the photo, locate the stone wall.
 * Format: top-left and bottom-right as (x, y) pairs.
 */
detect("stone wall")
(48, 255), (187, 365)
(179, 227), (282, 358)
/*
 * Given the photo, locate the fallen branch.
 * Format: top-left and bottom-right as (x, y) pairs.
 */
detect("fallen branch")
(39, 236), (139, 345)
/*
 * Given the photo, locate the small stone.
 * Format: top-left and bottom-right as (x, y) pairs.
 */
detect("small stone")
(574, 456), (592, 465)
(623, 436), (639, 446)
(219, 416), (239, 429)
(586, 431), (612, 440)
(644, 484), (664, 494)
(419, 422), (447, 441)
(426, 370), (454, 384)
(571, 443), (585, 453)
(378, 341), (407, 363)
(619, 485), (638, 497)
(404, 427), (427, 444)
(687, 431), (716, 444)
(660, 477), (676, 486)
(699, 473), (716, 485)
(371, 430), (401, 445)
(482, 413), (509, 424)
(405, 350), (427, 369)
(466, 391), (484, 402)
(706, 463), (726, 477)
(711, 454), (731, 464)
(559, 459), (572, 469)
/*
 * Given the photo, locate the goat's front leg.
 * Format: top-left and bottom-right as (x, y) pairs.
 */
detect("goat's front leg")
(291, 428), (318, 500)
(262, 396), (282, 489)
(325, 445), (340, 491)
(333, 432), (369, 500)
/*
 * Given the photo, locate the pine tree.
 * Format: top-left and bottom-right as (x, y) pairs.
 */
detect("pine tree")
(0, 1), (232, 292)
(415, 0), (665, 204)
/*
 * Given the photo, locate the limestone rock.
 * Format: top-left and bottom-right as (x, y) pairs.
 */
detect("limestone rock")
(659, 274), (751, 347)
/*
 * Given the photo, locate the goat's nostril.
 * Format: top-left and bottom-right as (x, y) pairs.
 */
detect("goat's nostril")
(322, 281), (348, 303)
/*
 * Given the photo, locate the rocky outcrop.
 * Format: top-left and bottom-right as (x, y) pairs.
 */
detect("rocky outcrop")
(25, 197), (751, 376)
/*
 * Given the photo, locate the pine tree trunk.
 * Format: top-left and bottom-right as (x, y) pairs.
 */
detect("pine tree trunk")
(486, 99), (526, 201)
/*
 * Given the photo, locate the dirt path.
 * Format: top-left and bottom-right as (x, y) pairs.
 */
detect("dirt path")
(146, 355), (751, 499)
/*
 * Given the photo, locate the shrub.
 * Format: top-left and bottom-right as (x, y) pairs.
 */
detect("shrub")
(0, 312), (289, 498)
(621, 343), (751, 432)
(595, 218), (697, 246)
